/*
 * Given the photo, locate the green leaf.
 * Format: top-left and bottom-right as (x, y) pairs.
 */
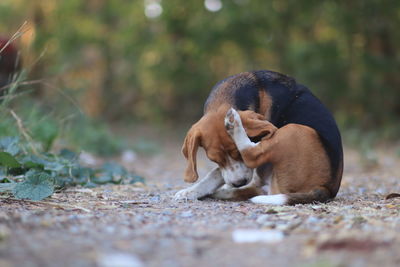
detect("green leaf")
(59, 149), (77, 160)
(20, 155), (46, 169)
(83, 181), (98, 188)
(0, 168), (5, 178)
(93, 174), (113, 184)
(129, 175), (145, 184)
(0, 152), (21, 168)
(99, 162), (128, 183)
(12, 172), (54, 201)
(0, 183), (15, 193)
(101, 162), (127, 176)
(0, 136), (20, 156)
(43, 161), (65, 172)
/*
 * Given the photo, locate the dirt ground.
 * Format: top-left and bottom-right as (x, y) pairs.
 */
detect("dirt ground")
(1, 138), (400, 267)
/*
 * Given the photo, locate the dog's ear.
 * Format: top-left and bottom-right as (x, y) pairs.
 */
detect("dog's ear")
(182, 126), (202, 183)
(239, 110), (277, 139)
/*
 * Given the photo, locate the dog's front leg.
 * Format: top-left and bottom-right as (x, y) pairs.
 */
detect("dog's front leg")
(174, 167), (224, 201)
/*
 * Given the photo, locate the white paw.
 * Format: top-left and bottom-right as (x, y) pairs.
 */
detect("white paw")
(211, 187), (234, 199)
(225, 108), (241, 136)
(250, 194), (287, 205)
(174, 188), (200, 201)
(225, 108), (252, 151)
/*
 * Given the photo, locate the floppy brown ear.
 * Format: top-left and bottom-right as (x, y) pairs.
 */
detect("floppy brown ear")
(239, 110), (277, 139)
(181, 127), (202, 183)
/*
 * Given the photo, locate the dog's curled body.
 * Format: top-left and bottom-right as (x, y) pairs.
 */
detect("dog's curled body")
(176, 70), (343, 205)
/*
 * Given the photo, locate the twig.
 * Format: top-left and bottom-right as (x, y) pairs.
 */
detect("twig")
(119, 200), (149, 205)
(0, 79), (44, 92)
(0, 21), (30, 54)
(9, 109), (39, 155)
(41, 81), (84, 114)
(0, 196), (91, 212)
(1, 79), (84, 115)
(0, 90), (32, 101)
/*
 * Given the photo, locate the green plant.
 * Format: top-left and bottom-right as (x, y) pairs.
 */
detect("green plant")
(0, 27), (144, 201)
(65, 117), (127, 156)
(0, 136), (144, 201)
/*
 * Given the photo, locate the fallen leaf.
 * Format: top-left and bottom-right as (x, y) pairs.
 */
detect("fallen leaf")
(385, 193), (400, 200)
(13, 172), (54, 201)
(318, 238), (390, 252)
(265, 209), (278, 214)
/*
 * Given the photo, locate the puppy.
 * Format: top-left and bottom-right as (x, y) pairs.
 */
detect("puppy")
(175, 70), (343, 205)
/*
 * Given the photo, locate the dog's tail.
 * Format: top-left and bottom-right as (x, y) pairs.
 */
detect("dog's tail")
(250, 187), (332, 206)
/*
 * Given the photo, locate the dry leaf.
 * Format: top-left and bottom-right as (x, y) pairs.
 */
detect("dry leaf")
(385, 193), (400, 200)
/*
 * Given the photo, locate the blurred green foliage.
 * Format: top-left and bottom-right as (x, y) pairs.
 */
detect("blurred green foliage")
(0, 101), (127, 155)
(1, 0), (399, 132)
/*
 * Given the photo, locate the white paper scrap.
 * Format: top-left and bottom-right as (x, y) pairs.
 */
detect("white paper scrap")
(232, 229), (284, 243)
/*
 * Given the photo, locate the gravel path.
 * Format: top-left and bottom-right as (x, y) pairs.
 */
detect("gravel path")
(1, 142), (400, 267)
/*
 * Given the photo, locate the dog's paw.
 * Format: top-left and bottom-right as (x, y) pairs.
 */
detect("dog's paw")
(211, 187), (235, 200)
(174, 188), (200, 202)
(225, 108), (241, 136)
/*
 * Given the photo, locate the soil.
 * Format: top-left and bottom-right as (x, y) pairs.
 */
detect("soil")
(1, 140), (400, 267)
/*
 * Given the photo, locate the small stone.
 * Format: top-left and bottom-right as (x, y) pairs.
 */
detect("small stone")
(98, 252), (143, 267)
(232, 229), (284, 243)
(180, 211), (193, 218)
(306, 216), (320, 224)
(162, 210), (173, 215)
(256, 214), (271, 224)
(149, 195), (161, 203)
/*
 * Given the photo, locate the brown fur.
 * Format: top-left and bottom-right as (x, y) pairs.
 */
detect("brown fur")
(181, 73), (335, 204)
(240, 124), (331, 195)
(182, 106), (275, 182)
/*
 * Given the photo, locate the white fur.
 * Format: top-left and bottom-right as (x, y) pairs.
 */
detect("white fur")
(174, 168), (224, 201)
(261, 185), (271, 195)
(250, 194), (288, 205)
(220, 155), (253, 187)
(225, 108), (257, 151)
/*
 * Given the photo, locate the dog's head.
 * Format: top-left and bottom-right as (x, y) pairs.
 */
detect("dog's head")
(182, 109), (275, 187)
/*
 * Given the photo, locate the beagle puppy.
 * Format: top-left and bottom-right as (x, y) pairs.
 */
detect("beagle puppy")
(174, 70), (343, 205)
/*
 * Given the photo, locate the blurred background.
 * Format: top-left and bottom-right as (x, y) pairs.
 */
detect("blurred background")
(1, 0), (399, 156)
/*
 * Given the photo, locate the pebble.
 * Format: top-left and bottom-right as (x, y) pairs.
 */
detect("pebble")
(306, 216), (320, 224)
(97, 252), (143, 267)
(256, 214), (271, 224)
(149, 195), (161, 203)
(232, 229), (284, 243)
(180, 211), (193, 218)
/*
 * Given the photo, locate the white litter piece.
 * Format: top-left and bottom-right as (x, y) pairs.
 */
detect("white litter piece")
(97, 252), (143, 267)
(232, 229), (284, 243)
